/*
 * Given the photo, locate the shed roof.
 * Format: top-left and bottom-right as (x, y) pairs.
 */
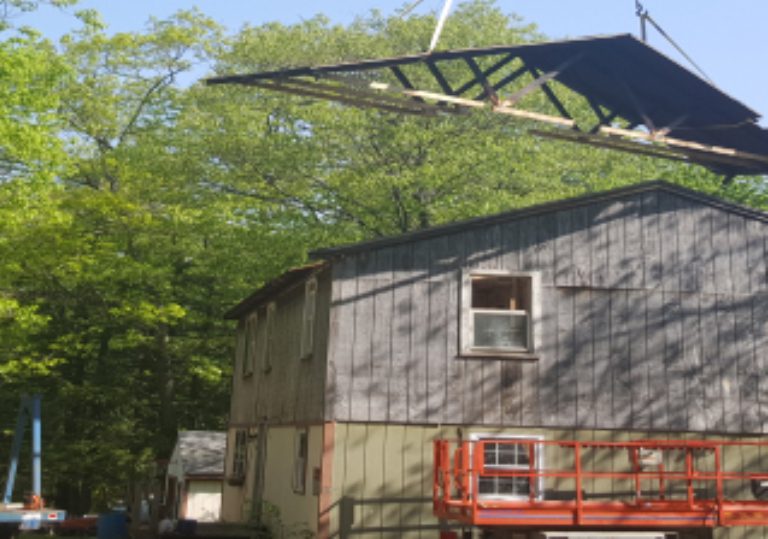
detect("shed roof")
(207, 34), (768, 176)
(172, 431), (226, 477)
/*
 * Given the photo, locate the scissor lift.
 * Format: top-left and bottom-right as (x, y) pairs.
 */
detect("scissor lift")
(434, 438), (768, 531)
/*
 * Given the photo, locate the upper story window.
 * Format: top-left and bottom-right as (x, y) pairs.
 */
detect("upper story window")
(300, 277), (317, 360)
(461, 270), (540, 357)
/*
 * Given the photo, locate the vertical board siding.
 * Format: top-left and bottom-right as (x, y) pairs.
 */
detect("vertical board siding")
(325, 189), (768, 434)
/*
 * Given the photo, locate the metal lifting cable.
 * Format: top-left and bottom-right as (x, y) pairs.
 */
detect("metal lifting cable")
(634, 1), (714, 84)
(429, 0), (454, 52)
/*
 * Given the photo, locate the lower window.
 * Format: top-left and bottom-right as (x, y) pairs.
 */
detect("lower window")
(471, 434), (543, 500)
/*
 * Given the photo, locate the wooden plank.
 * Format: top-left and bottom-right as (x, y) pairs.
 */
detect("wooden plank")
(753, 292), (768, 433)
(593, 290), (614, 427)
(482, 359), (503, 425)
(389, 244), (414, 422)
(718, 294), (741, 433)
(677, 198), (698, 292)
(556, 289), (577, 425)
(427, 280), (448, 424)
(645, 290), (668, 429)
(350, 278), (376, 422)
(408, 279), (430, 424)
(500, 361), (523, 425)
(574, 289), (595, 428)
(571, 206), (591, 287)
(681, 293), (706, 431)
(746, 219), (767, 293)
(537, 285), (559, 425)
(499, 220), (521, 272)
(536, 213), (557, 286)
(610, 291), (632, 429)
(699, 293), (723, 431)
(370, 277), (393, 422)
(736, 295), (760, 433)
(711, 208), (733, 294)
(555, 210), (574, 287)
(444, 244), (464, 425)
(663, 291), (686, 430)
(622, 194), (644, 289)
(521, 359), (541, 426)
(627, 291), (651, 430)
(658, 192), (680, 292)
(408, 242), (431, 424)
(520, 217), (538, 271)
(693, 206), (716, 294)
(729, 214), (750, 296)
(589, 201), (610, 288)
(465, 224), (501, 269)
(328, 260), (359, 421)
(640, 191), (662, 289)
(605, 201), (627, 289)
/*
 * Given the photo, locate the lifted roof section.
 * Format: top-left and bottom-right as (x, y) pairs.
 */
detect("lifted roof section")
(207, 34), (768, 177)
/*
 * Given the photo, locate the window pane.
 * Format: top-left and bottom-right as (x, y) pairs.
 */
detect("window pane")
(483, 444), (498, 465)
(474, 312), (528, 349)
(497, 444), (518, 465)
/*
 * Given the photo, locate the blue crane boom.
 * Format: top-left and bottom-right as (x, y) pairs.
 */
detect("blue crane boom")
(1, 395), (65, 538)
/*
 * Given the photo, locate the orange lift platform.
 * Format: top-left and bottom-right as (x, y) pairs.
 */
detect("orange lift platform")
(433, 438), (768, 530)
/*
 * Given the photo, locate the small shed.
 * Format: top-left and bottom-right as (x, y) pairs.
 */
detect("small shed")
(166, 431), (225, 522)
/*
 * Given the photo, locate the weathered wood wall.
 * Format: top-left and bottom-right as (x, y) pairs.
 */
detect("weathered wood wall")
(326, 188), (768, 434)
(229, 267), (331, 426)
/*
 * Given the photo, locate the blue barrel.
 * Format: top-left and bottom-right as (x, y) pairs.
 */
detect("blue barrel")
(176, 519), (197, 536)
(97, 511), (128, 539)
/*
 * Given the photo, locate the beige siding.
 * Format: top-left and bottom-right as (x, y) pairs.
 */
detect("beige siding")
(260, 425), (324, 536)
(326, 423), (768, 539)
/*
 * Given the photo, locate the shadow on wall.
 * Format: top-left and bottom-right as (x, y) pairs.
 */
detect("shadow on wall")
(328, 189), (768, 435)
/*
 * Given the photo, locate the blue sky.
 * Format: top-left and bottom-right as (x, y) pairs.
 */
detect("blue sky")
(22, 0), (768, 125)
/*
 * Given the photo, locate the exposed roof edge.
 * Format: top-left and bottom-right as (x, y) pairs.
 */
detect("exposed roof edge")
(224, 261), (327, 320)
(310, 180), (768, 259)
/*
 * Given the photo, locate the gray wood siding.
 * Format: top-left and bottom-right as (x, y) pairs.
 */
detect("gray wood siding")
(326, 190), (768, 434)
(230, 268), (330, 426)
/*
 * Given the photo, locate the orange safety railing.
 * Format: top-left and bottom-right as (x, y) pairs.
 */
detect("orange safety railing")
(433, 438), (768, 529)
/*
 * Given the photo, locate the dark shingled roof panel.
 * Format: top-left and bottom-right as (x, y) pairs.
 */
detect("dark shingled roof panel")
(175, 431), (226, 477)
(208, 34), (768, 175)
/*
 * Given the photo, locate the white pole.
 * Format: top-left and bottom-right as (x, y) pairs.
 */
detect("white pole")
(428, 0), (454, 52)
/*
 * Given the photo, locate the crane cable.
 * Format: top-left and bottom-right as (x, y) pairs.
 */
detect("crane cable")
(635, 1), (714, 84)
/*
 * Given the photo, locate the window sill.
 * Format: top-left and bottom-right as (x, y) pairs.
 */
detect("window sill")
(458, 350), (539, 361)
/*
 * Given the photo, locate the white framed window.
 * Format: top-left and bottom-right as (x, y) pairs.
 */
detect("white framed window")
(461, 270), (540, 356)
(241, 313), (257, 377)
(300, 277), (317, 359)
(291, 428), (309, 494)
(470, 433), (544, 500)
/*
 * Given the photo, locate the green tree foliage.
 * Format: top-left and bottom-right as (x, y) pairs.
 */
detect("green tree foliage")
(0, 0), (764, 512)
